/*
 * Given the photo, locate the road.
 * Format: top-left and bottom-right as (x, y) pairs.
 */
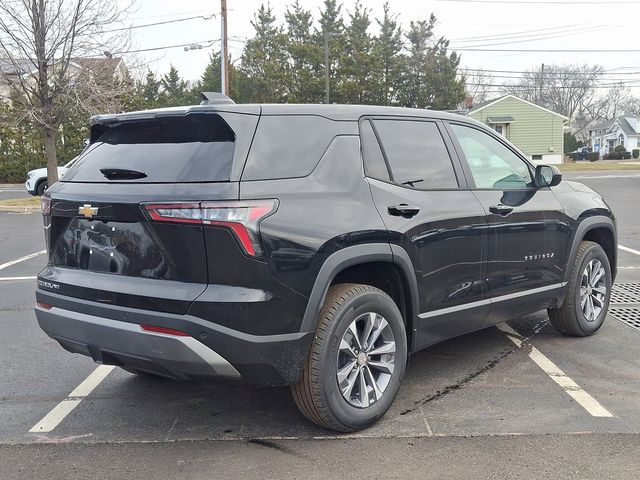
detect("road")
(0, 173), (639, 478)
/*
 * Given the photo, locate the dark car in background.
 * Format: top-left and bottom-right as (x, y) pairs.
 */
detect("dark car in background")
(34, 95), (617, 432)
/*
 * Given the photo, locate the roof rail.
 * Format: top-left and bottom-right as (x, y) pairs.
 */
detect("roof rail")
(200, 92), (236, 105)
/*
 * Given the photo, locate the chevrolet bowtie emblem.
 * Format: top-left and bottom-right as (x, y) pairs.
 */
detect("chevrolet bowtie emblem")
(78, 204), (99, 218)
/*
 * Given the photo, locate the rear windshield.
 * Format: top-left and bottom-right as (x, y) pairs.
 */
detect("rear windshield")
(62, 114), (236, 183)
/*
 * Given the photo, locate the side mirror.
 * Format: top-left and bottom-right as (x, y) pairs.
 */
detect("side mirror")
(535, 165), (562, 187)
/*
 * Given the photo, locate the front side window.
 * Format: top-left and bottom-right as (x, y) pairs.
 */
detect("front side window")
(371, 119), (458, 190)
(450, 124), (533, 190)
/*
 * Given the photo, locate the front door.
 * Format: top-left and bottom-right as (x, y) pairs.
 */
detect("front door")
(446, 122), (572, 322)
(360, 118), (490, 349)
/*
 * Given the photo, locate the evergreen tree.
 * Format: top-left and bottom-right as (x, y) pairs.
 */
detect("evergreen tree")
(139, 70), (161, 109)
(189, 52), (247, 104)
(400, 16), (436, 109)
(241, 4), (290, 103)
(399, 14), (465, 110)
(316, 0), (346, 103)
(160, 65), (188, 107)
(373, 3), (404, 106)
(341, 1), (375, 104)
(285, 1), (323, 103)
(426, 39), (466, 110)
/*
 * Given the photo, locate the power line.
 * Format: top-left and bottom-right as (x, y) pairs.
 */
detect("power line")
(112, 39), (218, 55)
(451, 25), (614, 48)
(465, 82), (640, 89)
(451, 24), (585, 42)
(461, 67), (640, 75)
(102, 14), (215, 33)
(456, 48), (640, 52)
(438, 0), (640, 4)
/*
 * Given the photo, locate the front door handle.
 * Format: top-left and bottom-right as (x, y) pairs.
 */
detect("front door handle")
(489, 204), (514, 216)
(388, 204), (420, 218)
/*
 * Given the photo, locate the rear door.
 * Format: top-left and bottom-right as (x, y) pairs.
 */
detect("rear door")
(445, 121), (571, 321)
(40, 110), (259, 314)
(361, 117), (490, 349)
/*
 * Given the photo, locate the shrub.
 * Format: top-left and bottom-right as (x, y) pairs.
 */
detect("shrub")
(614, 145), (627, 155)
(587, 152), (600, 162)
(633, 149), (640, 159)
(623, 152), (632, 159)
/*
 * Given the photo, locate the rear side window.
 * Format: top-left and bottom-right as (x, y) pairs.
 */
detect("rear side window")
(372, 120), (458, 189)
(63, 114), (236, 183)
(360, 120), (390, 181)
(242, 115), (343, 181)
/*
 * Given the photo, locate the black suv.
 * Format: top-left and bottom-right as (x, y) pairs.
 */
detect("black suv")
(35, 96), (617, 432)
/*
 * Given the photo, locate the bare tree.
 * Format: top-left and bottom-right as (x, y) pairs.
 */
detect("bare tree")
(503, 64), (603, 121)
(0, 0), (134, 186)
(461, 68), (492, 105)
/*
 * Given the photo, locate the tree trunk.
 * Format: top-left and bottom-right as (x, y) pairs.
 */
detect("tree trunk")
(43, 124), (58, 188)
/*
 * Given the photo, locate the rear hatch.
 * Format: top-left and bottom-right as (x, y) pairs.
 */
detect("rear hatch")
(39, 107), (260, 314)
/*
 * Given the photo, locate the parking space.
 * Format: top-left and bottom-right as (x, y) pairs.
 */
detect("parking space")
(1, 171), (639, 452)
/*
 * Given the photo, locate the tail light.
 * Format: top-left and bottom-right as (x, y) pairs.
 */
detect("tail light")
(144, 200), (278, 257)
(41, 196), (51, 216)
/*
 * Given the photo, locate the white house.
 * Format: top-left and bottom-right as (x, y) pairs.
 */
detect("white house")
(589, 117), (640, 155)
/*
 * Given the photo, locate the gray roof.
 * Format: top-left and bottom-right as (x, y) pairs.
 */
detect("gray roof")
(591, 117), (640, 135)
(618, 117), (640, 136)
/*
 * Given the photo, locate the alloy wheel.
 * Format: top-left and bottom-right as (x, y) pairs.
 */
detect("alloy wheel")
(580, 258), (608, 322)
(336, 312), (396, 408)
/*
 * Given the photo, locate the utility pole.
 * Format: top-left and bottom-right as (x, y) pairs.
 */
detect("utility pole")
(220, 0), (229, 96)
(324, 30), (330, 104)
(539, 63), (545, 104)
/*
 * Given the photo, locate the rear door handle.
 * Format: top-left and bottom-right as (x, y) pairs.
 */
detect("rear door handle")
(489, 204), (514, 216)
(388, 204), (420, 218)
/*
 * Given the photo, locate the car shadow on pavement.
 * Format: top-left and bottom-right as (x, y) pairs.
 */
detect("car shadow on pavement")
(50, 314), (552, 442)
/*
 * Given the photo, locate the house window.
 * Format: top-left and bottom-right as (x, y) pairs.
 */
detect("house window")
(532, 155), (543, 161)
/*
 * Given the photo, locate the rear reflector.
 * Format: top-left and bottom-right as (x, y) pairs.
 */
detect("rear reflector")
(36, 302), (53, 310)
(143, 200), (278, 257)
(140, 324), (190, 336)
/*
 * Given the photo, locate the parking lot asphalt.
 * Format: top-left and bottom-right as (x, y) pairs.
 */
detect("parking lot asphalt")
(1, 172), (639, 478)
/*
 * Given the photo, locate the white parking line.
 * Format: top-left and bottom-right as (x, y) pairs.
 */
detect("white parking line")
(0, 276), (37, 281)
(619, 244), (640, 256)
(497, 323), (613, 418)
(0, 250), (46, 271)
(29, 365), (115, 433)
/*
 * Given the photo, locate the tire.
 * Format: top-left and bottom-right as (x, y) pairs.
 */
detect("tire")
(36, 181), (47, 196)
(548, 241), (612, 337)
(291, 283), (407, 432)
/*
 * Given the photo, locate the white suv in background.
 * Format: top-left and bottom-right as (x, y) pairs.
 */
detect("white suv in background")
(25, 157), (78, 196)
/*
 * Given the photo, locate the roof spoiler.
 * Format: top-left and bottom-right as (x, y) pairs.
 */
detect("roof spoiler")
(200, 92), (235, 105)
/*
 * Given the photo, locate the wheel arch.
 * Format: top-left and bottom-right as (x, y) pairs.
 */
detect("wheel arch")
(300, 243), (420, 350)
(564, 216), (617, 283)
(35, 177), (48, 195)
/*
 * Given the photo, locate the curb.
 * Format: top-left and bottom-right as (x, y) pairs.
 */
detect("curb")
(0, 206), (40, 213)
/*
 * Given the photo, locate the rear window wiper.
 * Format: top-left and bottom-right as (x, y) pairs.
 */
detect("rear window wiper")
(100, 168), (147, 180)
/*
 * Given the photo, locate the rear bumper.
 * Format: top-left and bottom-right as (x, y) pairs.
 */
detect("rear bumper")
(35, 290), (313, 385)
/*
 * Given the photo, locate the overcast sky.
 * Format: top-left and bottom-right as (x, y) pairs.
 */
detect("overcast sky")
(123, 0), (640, 88)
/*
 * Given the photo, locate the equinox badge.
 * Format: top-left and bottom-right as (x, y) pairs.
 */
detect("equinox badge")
(78, 204), (98, 218)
